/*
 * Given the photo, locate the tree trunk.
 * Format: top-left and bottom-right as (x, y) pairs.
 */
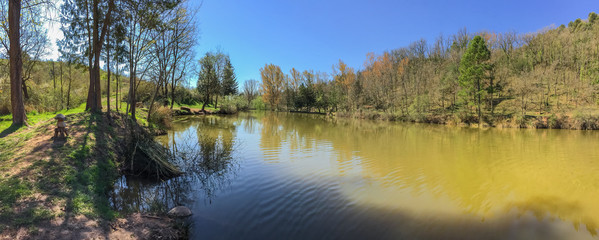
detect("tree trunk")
(9, 0), (27, 126)
(52, 61), (56, 91)
(490, 75), (494, 115)
(86, 0), (114, 113)
(147, 73), (163, 122)
(116, 58), (119, 112)
(201, 94), (208, 111)
(477, 78), (481, 127)
(128, 28), (136, 120)
(106, 27), (111, 116)
(21, 81), (29, 100)
(215, 95), (218, 109)
(60, 61), (64, 109)
(67, 64), (72, 110)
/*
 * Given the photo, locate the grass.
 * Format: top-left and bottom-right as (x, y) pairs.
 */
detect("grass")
(0, 103), (87, 133)
(0, 111), (122, 232)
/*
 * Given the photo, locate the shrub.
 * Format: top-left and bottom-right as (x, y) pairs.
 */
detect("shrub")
(251, 96), (267, 110)
(219, 95), (248, 114)
(148, 105), (172, 128)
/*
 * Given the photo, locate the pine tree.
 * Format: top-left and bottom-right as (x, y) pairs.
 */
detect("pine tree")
(458, 35), (491, 126)
(221, 57), (238, 96)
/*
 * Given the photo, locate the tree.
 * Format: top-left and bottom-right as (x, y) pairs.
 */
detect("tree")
(58, 0), (82, 110)
(197, 52), (219, 111)
(221, 58), (238, 96)
(459, 35), (491, 125)
(260, 64), (285, 110)
(60, 0), (115, 113)
(1, 0), (50, 101)
(242, 79), (259, 107)
(122, 0), (159, 120)
(147, 2), (193, 121)
(332, 59), (356, 110)
(1, 0), (52, 125)
(8, 0), (27, 126)
(167, 4), (197, 109)
(86, 0), (115, 112)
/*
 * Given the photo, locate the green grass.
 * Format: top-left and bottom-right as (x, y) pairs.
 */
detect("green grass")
(0, 95), (153, 133)
(0, 112), (121, 230)
(0, 103), (87, 133)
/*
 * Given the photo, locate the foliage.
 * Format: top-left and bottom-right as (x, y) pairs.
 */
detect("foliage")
(218, 95), (247, 114)
(256, 13), (599, 127)
(458, 35), (492, 121)
(260, 64), (285, 110)
(148, 105), (173, 128)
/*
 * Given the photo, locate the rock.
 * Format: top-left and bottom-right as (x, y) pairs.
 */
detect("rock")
(167, 206), (192, 217)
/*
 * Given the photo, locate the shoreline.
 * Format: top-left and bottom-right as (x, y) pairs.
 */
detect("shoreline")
(275, 109), (599, 130)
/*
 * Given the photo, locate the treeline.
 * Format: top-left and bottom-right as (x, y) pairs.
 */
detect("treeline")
(257, 13), (599, 128)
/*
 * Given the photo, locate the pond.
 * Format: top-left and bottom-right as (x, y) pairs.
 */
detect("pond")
(111, 111), (599, 239)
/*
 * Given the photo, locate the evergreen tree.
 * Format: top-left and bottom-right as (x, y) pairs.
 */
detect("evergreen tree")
(458, 35), (491, 125)
(221, 57), (238, 96)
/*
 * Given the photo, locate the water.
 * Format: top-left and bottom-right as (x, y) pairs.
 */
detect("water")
(111, 111), (599, 240)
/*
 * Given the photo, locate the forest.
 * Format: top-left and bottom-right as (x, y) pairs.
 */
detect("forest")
(257, 12), (599, 129)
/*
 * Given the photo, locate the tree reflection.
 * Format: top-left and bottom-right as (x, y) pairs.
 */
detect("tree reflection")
(111, 115), (239, 212)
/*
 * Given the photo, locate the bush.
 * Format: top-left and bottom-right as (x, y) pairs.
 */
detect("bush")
(148, 105), (172, 128)
(251, 97), (267, 110)
(173, 86), (198, 106)
(219, 95), (247, 114)
(572, 112), (599, 130)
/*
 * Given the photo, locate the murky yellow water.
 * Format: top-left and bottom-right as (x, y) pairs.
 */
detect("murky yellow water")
(119, 111), (599, 239)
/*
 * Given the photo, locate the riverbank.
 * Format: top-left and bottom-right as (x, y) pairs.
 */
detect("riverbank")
(331, 109), (599, 130)
(0, 112), (185, 239)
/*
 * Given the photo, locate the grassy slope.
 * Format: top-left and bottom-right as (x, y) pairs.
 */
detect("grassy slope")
(0, 112), (119, 234)
(0, 96), (160, 236)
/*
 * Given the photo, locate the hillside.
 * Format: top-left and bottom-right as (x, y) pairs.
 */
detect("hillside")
(260, 12), (599, 129)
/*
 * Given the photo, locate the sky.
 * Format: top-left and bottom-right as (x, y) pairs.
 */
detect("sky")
(190, 0), (597, 84)
(46, 0), (598, 85)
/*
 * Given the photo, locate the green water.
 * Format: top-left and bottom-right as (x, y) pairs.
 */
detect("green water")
(113, 111), (599, 239)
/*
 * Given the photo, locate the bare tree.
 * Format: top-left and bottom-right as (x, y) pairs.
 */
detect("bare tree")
(243, 79), (259, 107)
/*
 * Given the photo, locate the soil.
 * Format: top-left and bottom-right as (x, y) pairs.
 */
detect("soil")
(3, 214), (180, 240)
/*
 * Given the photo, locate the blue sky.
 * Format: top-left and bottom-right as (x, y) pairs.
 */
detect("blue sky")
(191, 0), (597, 85)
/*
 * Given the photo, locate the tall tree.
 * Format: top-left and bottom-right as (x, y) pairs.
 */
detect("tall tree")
(85, 0), (115, 112)
(197, 52), (219, 111)
(243, 79), (259, 107)
(8, 0), (27, 126)
(333, 59), (356, 110)
(221, 57), (238, 96)
(459, 35), (492, 125)
(58, 0), (82, 110)
(147, 2), (195, 120)
(260, 64), (285, 110)
(61, 0), (115, 113)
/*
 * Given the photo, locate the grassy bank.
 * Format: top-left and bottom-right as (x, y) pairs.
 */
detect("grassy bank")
(333, 109), (599, 130)
(0, 110), (184, 239)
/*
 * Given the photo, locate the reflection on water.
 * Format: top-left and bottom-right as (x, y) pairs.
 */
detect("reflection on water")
(111, 111), (599, 239)
(111, 116), (239, 212)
